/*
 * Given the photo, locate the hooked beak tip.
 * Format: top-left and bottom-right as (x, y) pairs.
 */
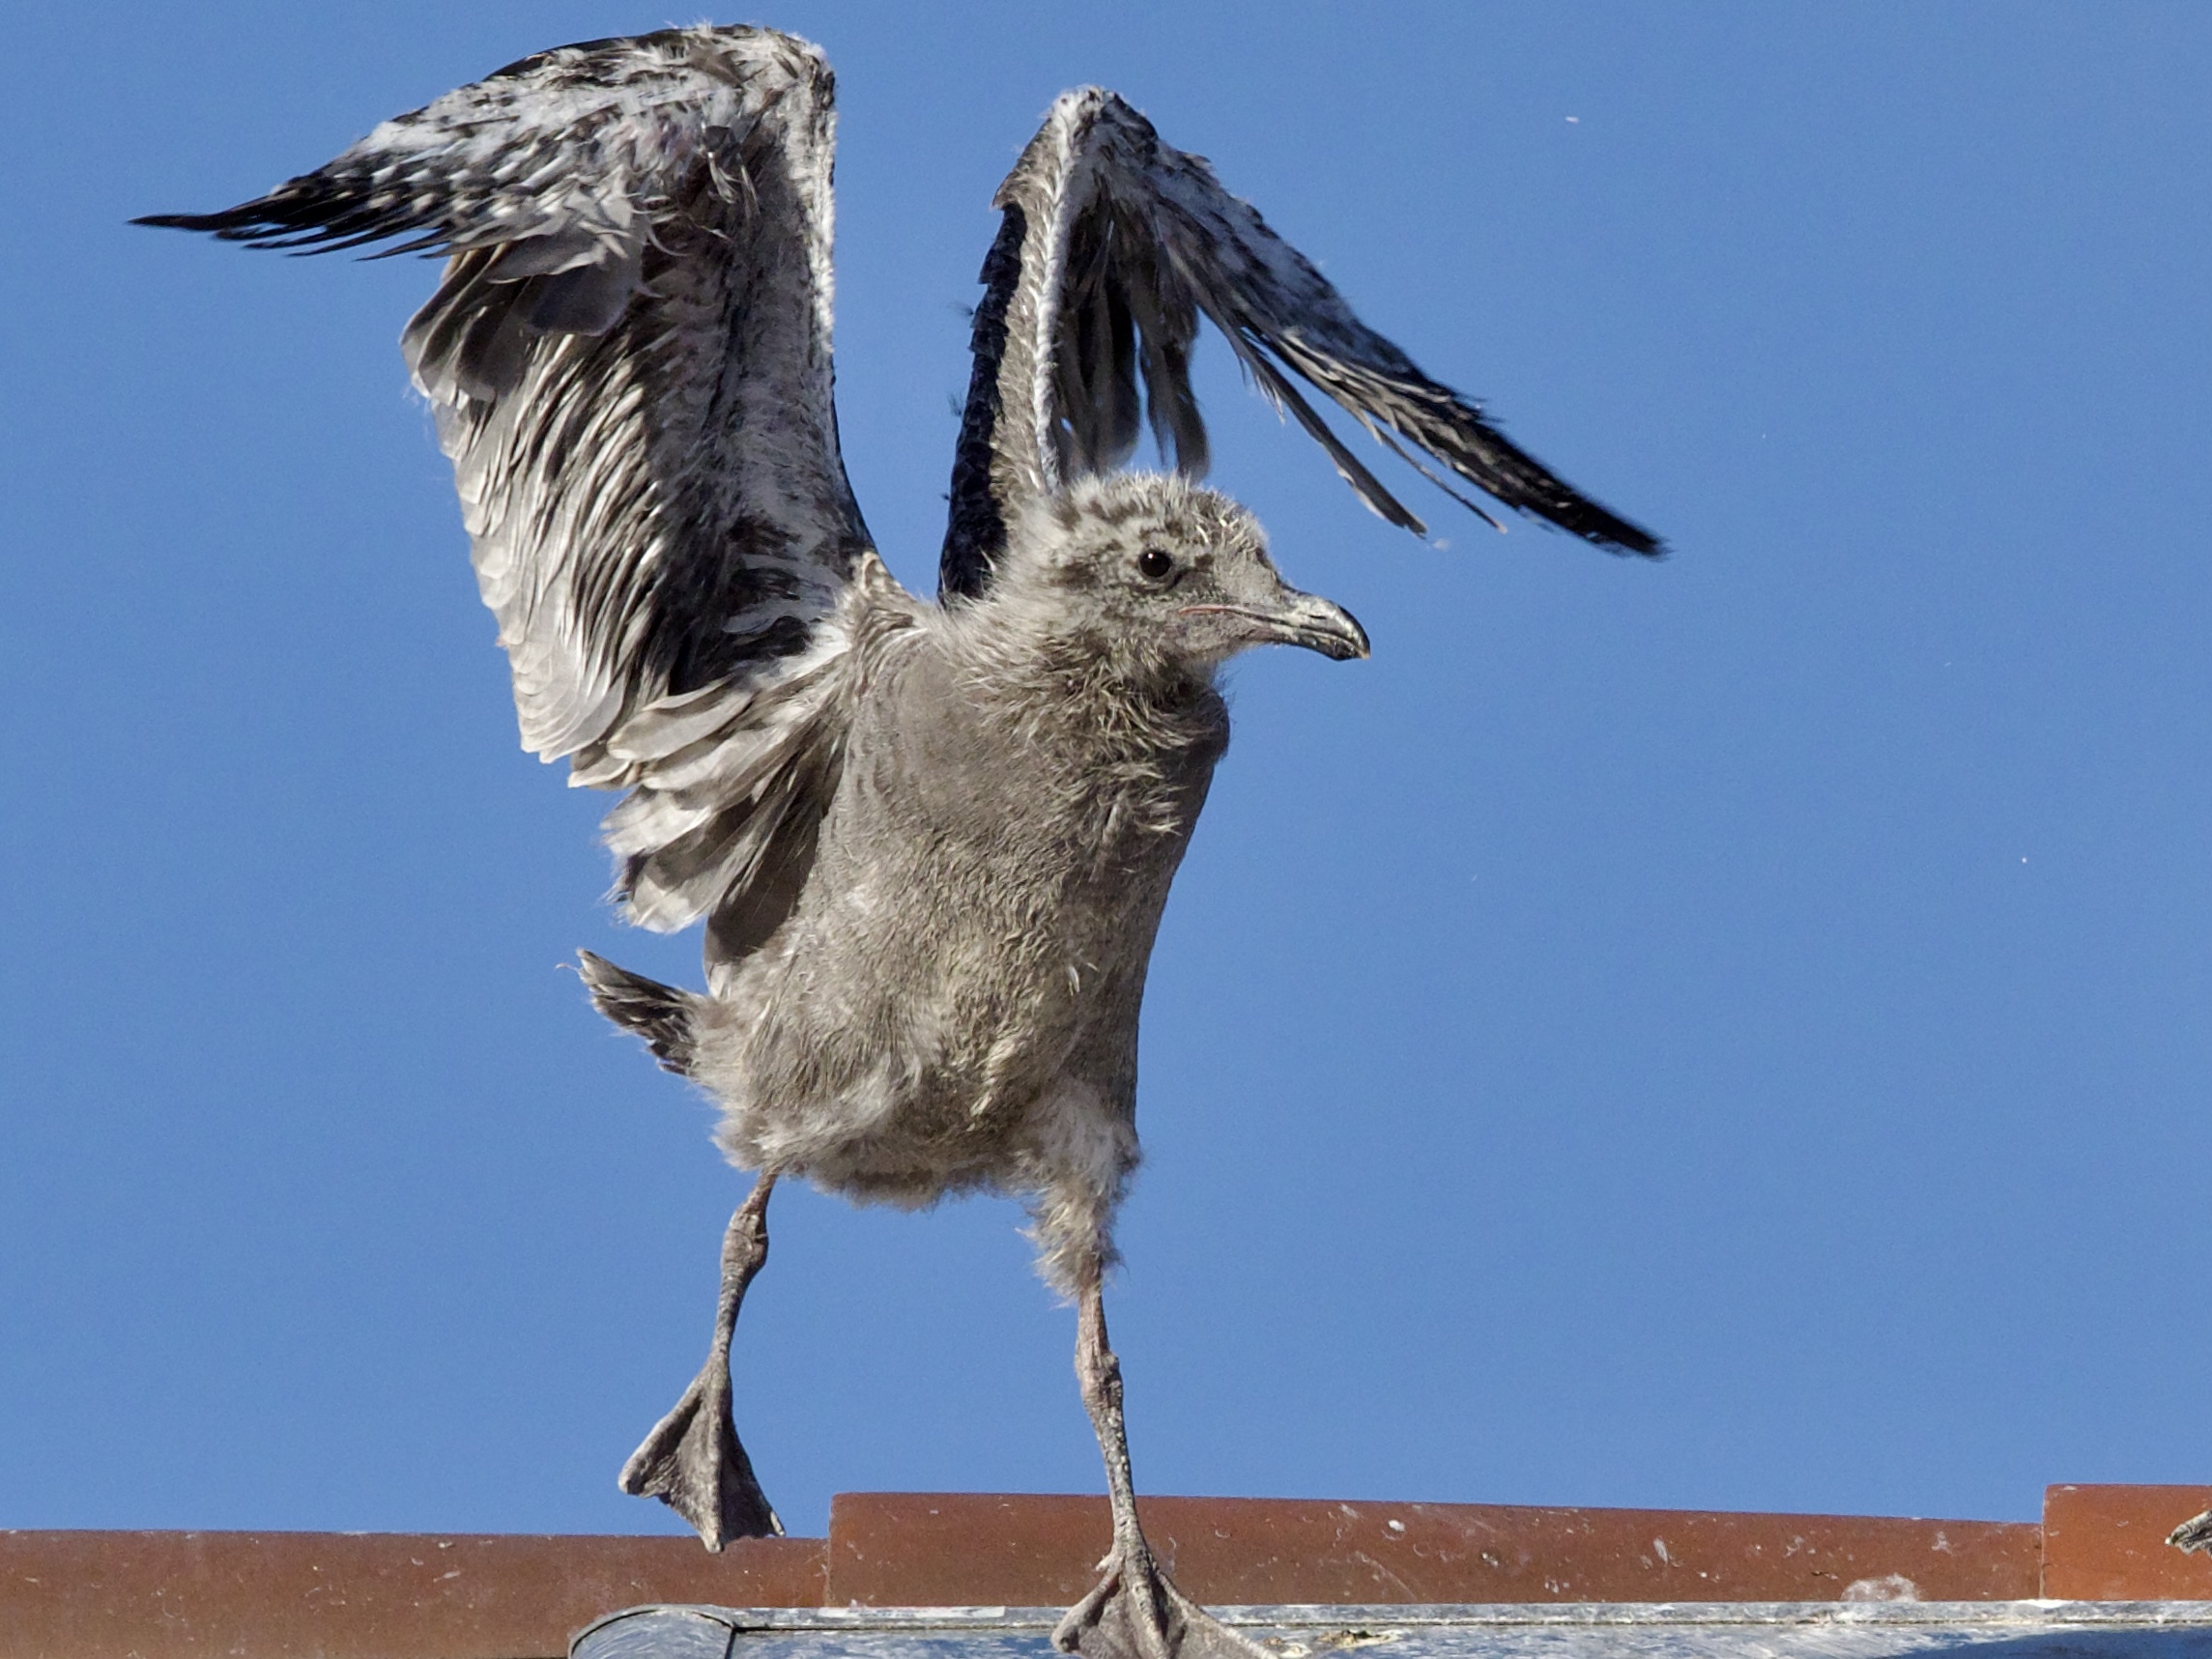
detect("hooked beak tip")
(1289, 598), (1369, 662)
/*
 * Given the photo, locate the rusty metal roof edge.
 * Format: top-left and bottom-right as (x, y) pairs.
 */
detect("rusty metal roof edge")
(576, 1599), (2212, 1641)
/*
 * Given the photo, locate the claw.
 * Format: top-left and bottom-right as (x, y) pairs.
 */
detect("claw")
(618, 1353), (781, 1548)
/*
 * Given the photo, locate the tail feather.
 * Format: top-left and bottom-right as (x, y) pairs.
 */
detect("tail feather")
(577, 951), (699, 1075)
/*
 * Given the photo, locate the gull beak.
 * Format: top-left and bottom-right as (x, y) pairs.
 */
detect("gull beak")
(1269, 589), (1370, 661)
(1177, 589), (1370, 662)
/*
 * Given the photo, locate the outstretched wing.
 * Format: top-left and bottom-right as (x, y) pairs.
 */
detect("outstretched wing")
(143, 27), (904, 954)
(940, 90), (1659, 597)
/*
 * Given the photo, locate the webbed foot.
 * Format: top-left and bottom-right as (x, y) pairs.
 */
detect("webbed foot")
(618, 1351), (781, 1547)
(1053, 1542), (1267, 1659)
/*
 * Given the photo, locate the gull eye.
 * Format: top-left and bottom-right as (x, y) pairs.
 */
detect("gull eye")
(1137, 547), (1175, 582)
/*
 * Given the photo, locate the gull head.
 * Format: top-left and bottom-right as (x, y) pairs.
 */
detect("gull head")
(996, 472), (1369, 677)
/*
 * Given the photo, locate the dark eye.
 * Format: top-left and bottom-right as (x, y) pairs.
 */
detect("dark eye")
(1137, 547), (1175, 582)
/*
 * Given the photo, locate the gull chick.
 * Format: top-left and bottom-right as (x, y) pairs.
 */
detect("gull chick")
(143, 27), (1658, 1659)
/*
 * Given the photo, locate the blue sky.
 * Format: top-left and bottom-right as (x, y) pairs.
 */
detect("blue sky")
(4, 3), (2209, 1541)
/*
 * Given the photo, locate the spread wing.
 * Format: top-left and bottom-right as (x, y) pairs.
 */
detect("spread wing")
(142, 26), (908, 958)
(940, 90), (1660, 597)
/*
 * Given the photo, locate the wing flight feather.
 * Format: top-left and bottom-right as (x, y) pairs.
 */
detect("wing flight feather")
(940, 90), (1659, 598)
(143, 26), (900, 947)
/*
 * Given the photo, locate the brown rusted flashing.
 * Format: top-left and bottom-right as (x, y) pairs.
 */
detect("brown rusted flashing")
(2043, 1484), (2212, 1601)
(0, 1494), (2062, 1654)
(826, 1492), (2041, 1607)
(0, 1530), (826, 1659)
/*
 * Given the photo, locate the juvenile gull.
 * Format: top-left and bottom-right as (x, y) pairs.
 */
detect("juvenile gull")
(143, 26), (1660, 1659)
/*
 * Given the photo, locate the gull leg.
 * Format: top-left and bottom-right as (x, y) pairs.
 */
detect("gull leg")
(619, 1171), (782, 1548)
(1052, 1269), (1267, 1659)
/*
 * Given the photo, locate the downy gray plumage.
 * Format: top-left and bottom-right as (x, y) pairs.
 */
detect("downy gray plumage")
(144, 25), (1658, 1659)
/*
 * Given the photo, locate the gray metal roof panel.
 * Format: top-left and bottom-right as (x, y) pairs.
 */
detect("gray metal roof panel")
(573, 1603), (2212, 1659)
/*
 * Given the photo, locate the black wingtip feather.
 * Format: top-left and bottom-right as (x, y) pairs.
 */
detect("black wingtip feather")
(1535, 483), (1665, 558)
(131, 195), (314, 243)
(132, 172), (445, 259)
(1516, 477), (1664, 558)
